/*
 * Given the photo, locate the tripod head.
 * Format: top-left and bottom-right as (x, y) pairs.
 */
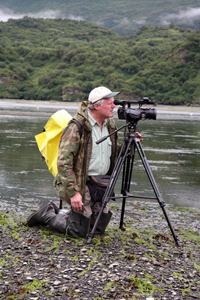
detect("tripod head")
(114, 97), (157, 124)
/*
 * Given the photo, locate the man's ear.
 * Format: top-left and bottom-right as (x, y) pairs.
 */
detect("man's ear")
(94, 102), (99, 110)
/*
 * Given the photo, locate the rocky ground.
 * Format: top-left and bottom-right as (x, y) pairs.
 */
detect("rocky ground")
(0, 201), (200, 300)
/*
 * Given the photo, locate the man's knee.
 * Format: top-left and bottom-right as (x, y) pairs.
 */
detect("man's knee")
(66, 210), (90, 238)
(90, 210), (112, 234)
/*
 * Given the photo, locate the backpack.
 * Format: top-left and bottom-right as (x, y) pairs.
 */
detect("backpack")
(35, 109), (82, 177)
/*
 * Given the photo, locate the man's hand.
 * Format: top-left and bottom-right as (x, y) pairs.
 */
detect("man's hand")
(70, 192), (83, 212)
(136, 132), (143, 142)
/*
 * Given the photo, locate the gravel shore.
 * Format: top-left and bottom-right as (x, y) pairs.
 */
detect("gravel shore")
(1, 99), (200, 113)
(0, 202), (200, 300)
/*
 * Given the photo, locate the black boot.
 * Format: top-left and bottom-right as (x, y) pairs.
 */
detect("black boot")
(66, 210), (90, 238)
(90, 211), (112, 234)
(27, 201), (68, 233)
(26, 201), (59, 227)
(27, 203), (90, 237)
(46, 213), (68, 233)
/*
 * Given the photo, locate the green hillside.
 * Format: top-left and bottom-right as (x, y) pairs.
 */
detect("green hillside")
(0, 0), (200, 35)
(0, 18), (200, 105)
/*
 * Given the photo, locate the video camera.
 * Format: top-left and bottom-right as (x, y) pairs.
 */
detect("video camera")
(114, 97), (157, 123)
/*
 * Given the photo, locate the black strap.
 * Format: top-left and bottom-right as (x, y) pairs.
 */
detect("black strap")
(69, 119), (83, 138)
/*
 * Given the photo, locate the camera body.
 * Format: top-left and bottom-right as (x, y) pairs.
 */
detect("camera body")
(114, 97), (157, 122)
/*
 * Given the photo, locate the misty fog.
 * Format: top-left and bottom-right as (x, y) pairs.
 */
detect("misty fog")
(0, 8), (84, 22)
(0, 6), (200, 29)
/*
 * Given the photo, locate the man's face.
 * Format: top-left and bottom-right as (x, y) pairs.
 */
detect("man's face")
(97, 97), (116, 120)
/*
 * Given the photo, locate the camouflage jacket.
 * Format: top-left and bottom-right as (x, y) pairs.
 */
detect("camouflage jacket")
(54, 101), (118, 204)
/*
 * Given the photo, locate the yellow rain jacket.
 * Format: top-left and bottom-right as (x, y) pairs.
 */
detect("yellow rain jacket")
(35, 109), (72, 177)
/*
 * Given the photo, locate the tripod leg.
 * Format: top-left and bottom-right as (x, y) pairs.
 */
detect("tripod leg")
(120, 140), (136, 228)
(87, 138), (133, 244)
(134, 138), (180, 247)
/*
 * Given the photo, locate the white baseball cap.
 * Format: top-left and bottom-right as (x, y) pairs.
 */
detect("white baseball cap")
(88, 86), (119, 103)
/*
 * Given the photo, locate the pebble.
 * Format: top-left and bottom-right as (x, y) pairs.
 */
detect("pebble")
(62, 275), (71, 279)
(26, 276), (33, 280)
(53, 280), (61, 285)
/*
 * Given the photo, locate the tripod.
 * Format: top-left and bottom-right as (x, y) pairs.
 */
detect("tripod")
(87, 121), (180, 247)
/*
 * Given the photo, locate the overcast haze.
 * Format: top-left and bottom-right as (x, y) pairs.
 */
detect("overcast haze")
(0, 6), (200, 25)
(0, 8), (84, 22)
(160, 7), (200, 26)
(0, 5), (200, 35)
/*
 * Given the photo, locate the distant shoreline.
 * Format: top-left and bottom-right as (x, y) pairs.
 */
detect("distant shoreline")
(1, 99), (200, 114)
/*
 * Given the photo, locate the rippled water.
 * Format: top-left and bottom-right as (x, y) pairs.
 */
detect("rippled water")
(0, 101), (200, 215)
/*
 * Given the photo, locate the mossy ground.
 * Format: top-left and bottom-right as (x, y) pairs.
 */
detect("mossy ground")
(0, 204), (200, 299)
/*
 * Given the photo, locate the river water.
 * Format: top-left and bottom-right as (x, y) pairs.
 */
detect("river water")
(0, 101), (200, 215)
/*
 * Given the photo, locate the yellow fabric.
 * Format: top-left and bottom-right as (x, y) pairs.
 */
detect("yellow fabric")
(35, 109), (72, 177)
